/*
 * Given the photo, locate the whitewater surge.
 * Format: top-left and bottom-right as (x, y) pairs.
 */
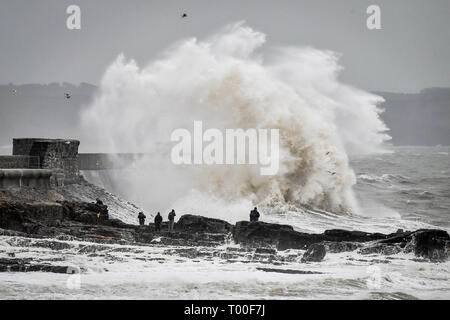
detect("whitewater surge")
(81, 22), (390, 218)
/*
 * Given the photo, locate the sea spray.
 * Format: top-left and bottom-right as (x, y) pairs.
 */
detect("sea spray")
(81, 22), (390, 220)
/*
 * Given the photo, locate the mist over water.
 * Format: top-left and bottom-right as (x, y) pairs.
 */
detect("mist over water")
(81, 22), (390, 219)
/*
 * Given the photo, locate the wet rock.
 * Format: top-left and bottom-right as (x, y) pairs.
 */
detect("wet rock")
(25, 264), (72, 273)
(322, 229), (386, 242)
(358, 243), (402, 255)
(411, 229), (450, 262)
(257, 267), (323, 275)
(0, 200), (117, 238)
(0, 201), (64, 233)
(301, 244), (326, 262)
(176, 214), (233, 233)
(78, 244), (109, 254)
(348, 258), (391, 264)
(322, 241), (362, 253)
(0, 227), (27, 237)
(378, 231), (414, 245)
(54, 234), (77, 241)
(31, 240), (72, 251)
(60, 201), (108, 224)
(1, 199), (449, 264)
(233, 222), (387, 251)
(357, 229), (450, 261)
(255, 247), (277, 255)
(103, 218), (134, 229)
(233, 221), (320, 250)
(167, 248), (201, 259)
(0, 258), (76, 274)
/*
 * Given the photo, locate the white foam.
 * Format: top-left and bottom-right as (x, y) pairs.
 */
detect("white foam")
(81, 22), (390, 217)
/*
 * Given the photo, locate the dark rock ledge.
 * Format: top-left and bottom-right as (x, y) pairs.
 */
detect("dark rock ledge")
(0, 201), (449, 270)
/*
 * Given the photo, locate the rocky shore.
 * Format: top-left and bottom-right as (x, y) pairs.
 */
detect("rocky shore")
(0, 200), (449, 274)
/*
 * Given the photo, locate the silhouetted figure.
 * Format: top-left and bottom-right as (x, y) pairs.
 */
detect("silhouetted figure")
(168, 209), (176, 232)
(93, 199), (108, 222)
(154, 212), (163, 232)
(250, 207), (260, 222)
(138, 212), (146, 226)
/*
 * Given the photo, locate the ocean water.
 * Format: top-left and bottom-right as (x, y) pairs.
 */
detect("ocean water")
(216, 146), (450, 236)
(1, 146), (449, 300)
(352, 146), (450, 230)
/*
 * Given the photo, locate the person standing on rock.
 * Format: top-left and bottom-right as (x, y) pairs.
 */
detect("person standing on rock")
(94, 199), (109, 222)
(254, 207), (260, 222)
(168, 209), (176, 232)
(250, 207), (260, 222)
(154, 212), (163, 232)
(138, 212), (146, 226)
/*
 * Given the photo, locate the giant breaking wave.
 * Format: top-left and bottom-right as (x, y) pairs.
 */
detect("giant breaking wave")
(81, 22), (390, 220)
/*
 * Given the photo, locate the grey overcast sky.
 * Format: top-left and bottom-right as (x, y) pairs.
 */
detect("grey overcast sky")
(0, 0), (449, 93)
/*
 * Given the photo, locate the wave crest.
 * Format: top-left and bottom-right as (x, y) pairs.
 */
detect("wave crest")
(82, 22), (390, 217)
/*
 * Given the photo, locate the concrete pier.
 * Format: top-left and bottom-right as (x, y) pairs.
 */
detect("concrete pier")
(0, 138), (143, 189)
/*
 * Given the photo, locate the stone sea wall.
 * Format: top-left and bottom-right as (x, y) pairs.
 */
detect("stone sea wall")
(12, 138), (80, 186)
(0, 169), (52, 189)
(0, 156), (39, 169)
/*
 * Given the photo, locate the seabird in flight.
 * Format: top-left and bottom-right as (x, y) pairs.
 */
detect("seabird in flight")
(181, 13), (188, 18)
(65, 93), (71, 99)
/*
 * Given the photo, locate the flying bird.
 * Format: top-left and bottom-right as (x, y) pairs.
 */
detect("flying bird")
(10, 89), (17, 95)
(65, 93), (71, 99)
(181, 13), (188, 18)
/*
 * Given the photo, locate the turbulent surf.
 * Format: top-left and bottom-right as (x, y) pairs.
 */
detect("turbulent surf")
(81, 22), (390, 218)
